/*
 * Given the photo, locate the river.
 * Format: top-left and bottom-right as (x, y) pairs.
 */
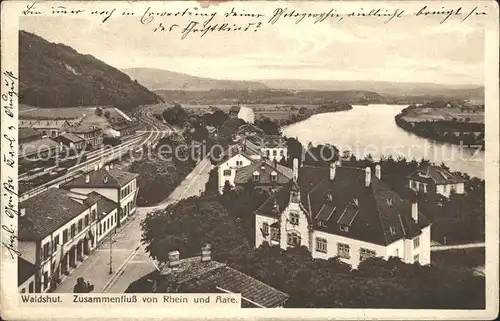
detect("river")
(282, 104), (484, 179)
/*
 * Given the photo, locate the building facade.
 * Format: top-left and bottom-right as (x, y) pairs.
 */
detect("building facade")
(245, 135), (288, 162)
(408, 165), (466, 198)
(217, 151), (255, 194)
(255, 160), (432, 269)
(64, 165), (138, 226)
(68, 125), (103, 150)
(19, 119), (72, 138)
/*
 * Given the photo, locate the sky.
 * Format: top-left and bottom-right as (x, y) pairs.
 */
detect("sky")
(19, 1), (487, 85)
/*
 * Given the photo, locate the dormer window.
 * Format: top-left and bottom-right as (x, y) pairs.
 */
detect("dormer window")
(289, 211), (299, 225)
(340, 225), (349, 232)
(389, 226), (396, 235)
(270, 171), (278, 182)
(326, 193), (333, 202)
(252, 170), (260, 181)
(386, 198), (393, 207)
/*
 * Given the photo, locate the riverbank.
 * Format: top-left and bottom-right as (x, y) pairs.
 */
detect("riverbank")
(395, 105), (485, 150)
(262, 102), (353, 126)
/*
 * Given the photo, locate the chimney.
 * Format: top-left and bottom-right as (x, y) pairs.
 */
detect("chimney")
(168, 251), (180, 269)
(20, 208), (26, 217)
(109, 164), (113, 169)
(292, 158), (299, 181)
(412, 201), (418, 223)
(201, 244), (211, 262)
(98, 162), (103, 169)
(85, 174), (90, 183)
(337, 158), (342, 167)
(375, 164), (381, 179)
(273, 158), (277, 168)
(330, 162), (336, 180)
(104, 176), (108, 184)
(94, 165), (98, 171)
(365, 167), (371, 187)
(105, 165), (110, 171)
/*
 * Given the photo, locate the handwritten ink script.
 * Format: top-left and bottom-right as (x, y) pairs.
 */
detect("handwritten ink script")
(1, 71), (20, 260)
(20, 2), (489, 39)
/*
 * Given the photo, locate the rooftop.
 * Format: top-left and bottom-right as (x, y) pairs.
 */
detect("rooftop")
(408, 165), (467, 185)
(65, 167), (138, 188)
(19, 188), (91, 241)
(67, 125), (102, 134)
(57, 132), (85, 143)
(19, 137), (60, 156)
(19, 128), (43, 141)
(255, 165), (431, 246)
(234, 160), (293, 185)
(18, 257), (36, 286)
(126, 255), (289, 308)
(85, 191), (117, 219)
(21, 119), (71, 129)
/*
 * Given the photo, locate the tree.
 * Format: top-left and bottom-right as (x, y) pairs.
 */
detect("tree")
(255, 117), (282, 136)
(141, 196), (250, 263)
(95, 107), (103, 116)
(104, 110), (111, 118)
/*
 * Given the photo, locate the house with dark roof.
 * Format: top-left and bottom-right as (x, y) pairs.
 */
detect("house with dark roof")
(217, 147), (256, 194)
(125, 245), (289, 308)
(64, 165), (138, 226)
(254, 159), (432, 269)
(234, 160), (293, 193)
(54, 132), (85, 151)
(408, 165), (467, 198)
(67, 125), (103, 149)
(19, 257), (36, 293)
(19, 128), (43, 144)
(19, 119), (72, 138)
(85, 192), (118, 243)
(18, 188), (99, 293)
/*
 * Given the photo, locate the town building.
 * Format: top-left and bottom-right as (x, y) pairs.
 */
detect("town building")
(19, 128), (43, 144)
(407, 165), (466, 198)
(125, 245), (289, 308)
(64, 165), (138, 227)
(234, 160), (293, 193)
(245, 135), (288, 162)
(216, 148), (255, 194)
(19, 137), (62, 162)
(255, 160), (432, 269)
(18, 189), (100, 293)
(111, 120), (138, 137)
(54, 132), (86, 151)
(67, 125), (103, 149)
(19, 119), (72, 138)
(85, 192), (118, 243)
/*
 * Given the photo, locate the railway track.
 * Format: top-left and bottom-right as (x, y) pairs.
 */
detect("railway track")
(19, 109), (168, 201)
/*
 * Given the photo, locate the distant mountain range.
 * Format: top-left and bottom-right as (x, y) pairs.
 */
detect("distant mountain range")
(123, 68), (267, 91)
(122, 68), (483, 101)
(19, 31), (163, 110)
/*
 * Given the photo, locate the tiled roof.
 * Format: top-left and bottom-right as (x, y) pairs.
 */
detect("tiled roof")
(65, 168), (138, 188)
(85, 192), (117, 219)
(255, 165), (431, 246)
(25, 119), (70, 129)
(57, 132), (85, 143)
(246, 135), (287, 149)
(19, 128), (42, 141)
(18, 257), (36, 286)
(19, 188), (90, 241)
(215, 146), (256, 166)
(408, 165), (467, 185)
(234, 161), (292, 185)
(67, 125), (101, 134)
(19, 138), (60, 156)
(127, 256), (289, 308)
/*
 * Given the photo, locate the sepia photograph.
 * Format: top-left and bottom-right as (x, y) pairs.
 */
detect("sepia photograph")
(1, 0), (498, 319)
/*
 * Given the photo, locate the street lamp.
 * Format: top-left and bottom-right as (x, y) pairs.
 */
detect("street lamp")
(109, 232), (113, 274)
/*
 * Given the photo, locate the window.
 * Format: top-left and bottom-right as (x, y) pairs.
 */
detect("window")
(71, 224), (76, 238)
(236, 160), (243, 166)
(29, 282), (34, 293)
(223, 169), (231, 176)
(91, 209), (96, 222)
(21, 288), (26, 293)
(413, 254), (419, 263)
(413, 237), (420, 249)
(316, 237), (328, 253)
(287, 232), (301, 246)
(84, 214), (89, 227)
(272, 150), (277, 156)
(289, 211), (299, 225)
(99, 224), (102, 235)
(337, 242), (350, 258)
(290, 191), (300, 203)
(423, 183), (428, 192)
(359, 248), (376, 262)
(280, 150), (284, 156)
(266, 150), (270, 157)
(42, 243), (50, 260)
(271, 228), (280, 241)
(78, 219), (83, 233)
(271, 173), (278, 181)
(389, 226), (396, 235)
(262, 222), (269, 235)
(253, 173), (260, 181)
(43, 272), (49, 289)
(52, 235), (60, 252)
(63, 230), (68, 244)
(340, 224), (350, 232)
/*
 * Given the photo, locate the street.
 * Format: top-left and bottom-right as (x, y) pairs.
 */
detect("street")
(54, 157), (213, 293)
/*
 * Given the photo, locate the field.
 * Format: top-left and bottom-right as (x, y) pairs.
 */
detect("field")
(402, 107), (484, 124)
(19, 105), (130, 128)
